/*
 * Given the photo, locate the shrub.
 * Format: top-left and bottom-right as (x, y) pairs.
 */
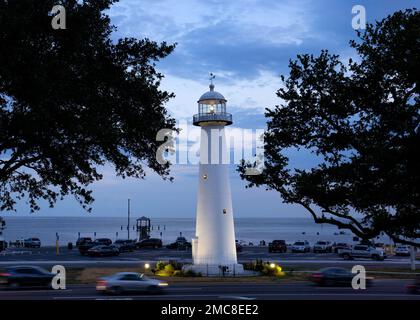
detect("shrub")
(260, 263), (285, 277)
(173, 269), (202, 277)
(243, 260), (264, 272)
(156, 261), (166, 271)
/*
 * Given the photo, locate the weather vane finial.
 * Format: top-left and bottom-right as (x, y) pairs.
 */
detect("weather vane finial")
(209, 73), (215, 91)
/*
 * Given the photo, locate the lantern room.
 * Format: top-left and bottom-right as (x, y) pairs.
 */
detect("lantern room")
(193, 74), (232, 126)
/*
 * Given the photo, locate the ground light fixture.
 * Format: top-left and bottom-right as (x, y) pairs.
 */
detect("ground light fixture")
(144, 263), (150, 270)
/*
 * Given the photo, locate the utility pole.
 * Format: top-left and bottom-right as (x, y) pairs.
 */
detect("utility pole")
(127, 198), (131, 240)
(56, 232), (60, 256)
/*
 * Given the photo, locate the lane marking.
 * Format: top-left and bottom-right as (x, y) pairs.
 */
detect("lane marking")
(49, 292), (420, 300)
(220, 296), (256, 300)
(0, 289), (73, 294)
(53, 294), (220, 300)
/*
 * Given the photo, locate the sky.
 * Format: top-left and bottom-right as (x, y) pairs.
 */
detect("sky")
(5, 0), (419, 218)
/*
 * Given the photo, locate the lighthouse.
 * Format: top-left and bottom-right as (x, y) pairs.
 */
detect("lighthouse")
(187, 74), (244, 276)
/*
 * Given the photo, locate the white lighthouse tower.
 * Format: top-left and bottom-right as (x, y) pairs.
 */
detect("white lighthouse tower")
(188, 74), (244, 276)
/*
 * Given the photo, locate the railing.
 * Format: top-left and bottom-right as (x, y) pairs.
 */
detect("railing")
(193, 112), (232, 125)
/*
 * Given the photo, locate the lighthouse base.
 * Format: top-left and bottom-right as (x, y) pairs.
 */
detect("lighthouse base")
(182, 263), (245, 277)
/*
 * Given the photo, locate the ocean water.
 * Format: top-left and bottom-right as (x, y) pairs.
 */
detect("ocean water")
(0, 216), (391, 246)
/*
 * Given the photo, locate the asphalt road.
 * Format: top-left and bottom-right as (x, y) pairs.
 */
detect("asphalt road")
(0, 246), (417, 269)
(0, 279), (419, 300)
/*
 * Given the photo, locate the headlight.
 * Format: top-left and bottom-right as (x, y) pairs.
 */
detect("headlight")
(158, 282), (169, 286)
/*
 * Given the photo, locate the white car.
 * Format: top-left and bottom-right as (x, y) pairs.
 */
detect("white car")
(313, 241), (333, 253)
(23, 238), (41, 248)
(291, 240), (311, 253)
(96, 272), (168, 295)
(339, 245), (387, 260)
(395, 245), (410, 256)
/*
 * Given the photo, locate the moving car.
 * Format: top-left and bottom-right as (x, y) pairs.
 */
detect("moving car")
(76, 237), (92, 247)
(406, 279), (420, 294)
(291, 240), (311, 253)
(96, 272), (168, 295)
(395, 245), (410, 256)
(87, 245), (120, 257)
(23, 238), (41, 248)
(114, 239), (136, 252)
(136, 238), (163, 249)
(268, 240), (287, 253)
(0, 266), (54, 289)
(310, 267), (373, 287)
(339, 244), (387, 260)
(166, 237), (192, 250)
(313, 240), (333, 253)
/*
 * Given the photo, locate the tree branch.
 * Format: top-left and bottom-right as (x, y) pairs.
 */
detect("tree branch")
(0, 155), (41, 180)
(387, 233), (420, 247)
(321, 208), (368, 234)
(297, 201), (379, 240)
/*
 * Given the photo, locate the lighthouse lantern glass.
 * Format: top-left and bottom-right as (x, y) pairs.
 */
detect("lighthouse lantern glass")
(198, 100), (226, 115)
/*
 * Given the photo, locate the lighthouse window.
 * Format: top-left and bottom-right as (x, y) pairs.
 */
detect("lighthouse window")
(223, 209), (227, 214)
(202, 174), (208, 180)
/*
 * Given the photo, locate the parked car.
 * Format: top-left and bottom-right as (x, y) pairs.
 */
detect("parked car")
(87, 245), (120, 257)
(79, 238), (114, 255)
(0, 239), (7, 252)
(268, 240), (287, 253)
(310, 267), (373, 287)
(332, 242), (352, 253)
(23, 238), (41, 248)
(94, 238), (112, 246)
(395, 245), (410, 256)
(76, 237), (92, 247)
(236, 242), (243, 253)
(96, 272), (168, 295)
(166, 237), (192, 250)
(0, 266), (54, 289)
(136, 238), (163, 249)
(339, 244), (387, 260)
(313, 241), (333, 253)
(406, 279), (420, 294)
(114, 239), (136, 252)
(291, 241), (311, 253)
(78, 240), (95, 255)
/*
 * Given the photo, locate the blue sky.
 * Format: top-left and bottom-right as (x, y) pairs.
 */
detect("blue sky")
(6, 0), (419, 218)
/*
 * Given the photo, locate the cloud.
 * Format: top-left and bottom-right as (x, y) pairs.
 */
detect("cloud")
(109, 0), (316, 44)
(108, 0), (322, 79)
(160, 69), (282, 121)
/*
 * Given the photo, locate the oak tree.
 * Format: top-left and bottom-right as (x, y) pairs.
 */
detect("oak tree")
(0, 0), (176, 211)
(239, 9), (420, 246)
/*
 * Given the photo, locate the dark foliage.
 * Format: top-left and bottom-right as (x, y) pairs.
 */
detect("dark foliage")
(0, 0), (176, 212)
(239, 9), (420, 246)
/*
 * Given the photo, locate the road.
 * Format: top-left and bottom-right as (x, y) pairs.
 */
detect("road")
(0, 246), (418, 269)
(0, 279), (419, 300)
